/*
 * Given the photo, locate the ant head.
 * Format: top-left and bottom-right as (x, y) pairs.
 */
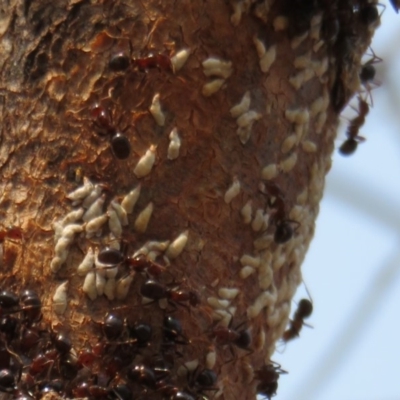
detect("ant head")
(274, 221), (293, 244)
(358, 4), (380, 27)
(235, 329), (252, 349)
(360, 63), (376, 84)
(109, 52), (130, 72)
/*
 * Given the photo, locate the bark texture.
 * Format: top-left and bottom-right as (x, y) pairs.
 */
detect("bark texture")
(0, 1), (376, 399)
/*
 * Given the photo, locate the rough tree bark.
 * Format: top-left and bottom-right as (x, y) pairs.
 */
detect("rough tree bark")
(0, 1), (378, 399)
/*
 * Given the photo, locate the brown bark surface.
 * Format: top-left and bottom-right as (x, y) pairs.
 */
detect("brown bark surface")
(0, 1), (376, 399)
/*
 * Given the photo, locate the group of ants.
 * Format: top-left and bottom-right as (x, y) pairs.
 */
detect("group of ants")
(0, 42), (385, 400)
(0, 223), (314, 400)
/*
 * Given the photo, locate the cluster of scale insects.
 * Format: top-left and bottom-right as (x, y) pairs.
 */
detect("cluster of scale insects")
(90, 52), (173, 161)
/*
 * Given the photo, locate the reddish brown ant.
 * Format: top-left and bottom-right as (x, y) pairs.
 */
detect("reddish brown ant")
(127, 363), (169, 390)
(90, 103), (131, 160)
(162, 315), (189, 346)
(140, 279), (199, 310)
(255, 361), (287, 400)
(127, 254), (167, 277)
(339, 96), (369, 156)
(259, 183), (300, 244)
(282, 298), (313, 342)
(108, 48), (172, 73)
(185, 365), (218, 397)
(97, 247), (169, 278)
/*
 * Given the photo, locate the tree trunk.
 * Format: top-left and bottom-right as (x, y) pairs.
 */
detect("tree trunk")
(0, 1), (376, 399)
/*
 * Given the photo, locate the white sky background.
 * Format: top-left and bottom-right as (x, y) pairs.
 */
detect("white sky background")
(271, 3), (400, 400)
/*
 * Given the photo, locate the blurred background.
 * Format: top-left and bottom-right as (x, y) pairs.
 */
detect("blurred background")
(272, 2), (400, 400)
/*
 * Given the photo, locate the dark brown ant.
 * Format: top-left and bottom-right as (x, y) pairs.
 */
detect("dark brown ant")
(126, 363), (158, 389)
(359, 47), (382, 105)
(0, 290), (42, 324)
(186, 365), (218, 397)
(259, 182), (300, 244)
(126, 320), (153, 347)
(132, 53), (172, 72)
(127, 254), (168, 277)
(210, 317), (252, 360)
(90, 103), (131, 160)
(339, 96), (369, 156)
(255, 362), (287, 400)
(140, 279), (199, 310)
(102, 313), (124, 341)
(163, 315), (189, 346)
(282, 298), (313, 342)
(390, 0), (400, 13)
(98, 246), (169, 278)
